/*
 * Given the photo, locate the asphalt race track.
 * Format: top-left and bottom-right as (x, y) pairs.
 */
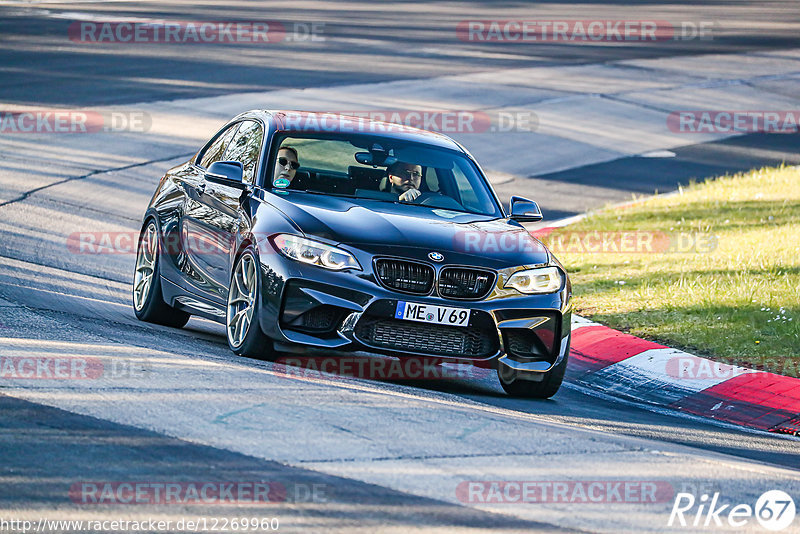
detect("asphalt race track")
(1, 1), (799, 532)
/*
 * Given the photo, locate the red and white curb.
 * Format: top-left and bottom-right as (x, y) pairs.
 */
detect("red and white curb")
(568, 316), (800, 436)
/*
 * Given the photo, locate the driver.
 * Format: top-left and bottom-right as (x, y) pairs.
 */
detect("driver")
(386, 161), (423, 202)
(273, 146), (300, 187)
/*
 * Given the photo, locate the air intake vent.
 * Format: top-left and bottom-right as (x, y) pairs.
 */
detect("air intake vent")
(374, 259), (434, 295)
(354, 316), (497, 358)
(290, 305), (342, 333)
(438, 267), (495, 300)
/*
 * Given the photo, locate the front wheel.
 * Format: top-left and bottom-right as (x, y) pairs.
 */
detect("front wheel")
(226, 247), (275, 360)
(132, 220), (190, 328)
(498, 337), (569, 399)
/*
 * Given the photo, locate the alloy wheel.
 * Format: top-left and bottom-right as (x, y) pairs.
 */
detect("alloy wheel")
(133, 223), (158, 311)
(227, 254), (257, 348)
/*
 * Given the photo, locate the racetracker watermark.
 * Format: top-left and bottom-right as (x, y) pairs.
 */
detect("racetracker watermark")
(69, 229), (719, 256)
(457, 481), (674, 504)
(454, 229), (718, 255)
(667, 111), (800, 133)
(1, 517), (280, 533)
(0, 110), (151, 134)
(69, 482), (329, 504)
(539, 231), (718, 254)
(667, 355), (800, 382)
(457, 20), (714, 42)
(0, 357), (150, 380)
(274, 356), (493, 382)
(665, 356), (753, 381)
(282, 110), (537, 133)
(69, 21), (324, 43)
(69, 231), (267, 256)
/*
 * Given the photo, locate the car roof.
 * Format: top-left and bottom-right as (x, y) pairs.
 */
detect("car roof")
(231, 109), (466, 152)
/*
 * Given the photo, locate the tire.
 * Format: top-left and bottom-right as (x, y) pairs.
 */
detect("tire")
(498, 336), (569, 399)
(132, 220), (191, 328)
(226, 246), (275, 360)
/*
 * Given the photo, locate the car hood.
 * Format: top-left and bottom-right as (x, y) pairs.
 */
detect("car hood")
(261, 191), (550, 268)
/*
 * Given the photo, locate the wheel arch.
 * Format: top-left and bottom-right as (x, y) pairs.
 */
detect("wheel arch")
(231, 237), (257, 280)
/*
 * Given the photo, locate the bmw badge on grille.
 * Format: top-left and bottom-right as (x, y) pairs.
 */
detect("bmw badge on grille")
(428, 251), (444, 262)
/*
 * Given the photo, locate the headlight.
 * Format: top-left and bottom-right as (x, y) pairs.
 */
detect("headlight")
(271, 234), (361, 271)
(505, 266), (562, 294)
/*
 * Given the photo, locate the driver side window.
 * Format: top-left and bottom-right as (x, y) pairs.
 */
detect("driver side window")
(199, 123), (240, 169)
(223, 120), (263, 185)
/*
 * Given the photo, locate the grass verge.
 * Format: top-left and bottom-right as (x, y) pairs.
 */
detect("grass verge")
(540, 165), (799, 377)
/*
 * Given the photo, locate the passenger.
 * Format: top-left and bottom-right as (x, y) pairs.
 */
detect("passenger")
(385, 161), (423, 202)
(273, 146), (300, 187)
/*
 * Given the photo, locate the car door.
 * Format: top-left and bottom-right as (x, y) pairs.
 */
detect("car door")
(181, 120), (264, 303)
(175, 121), (241, 301)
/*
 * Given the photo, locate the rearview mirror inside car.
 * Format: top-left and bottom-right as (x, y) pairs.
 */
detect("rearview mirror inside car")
(354, 149), (397, 167)
(354, 152), (374, 165)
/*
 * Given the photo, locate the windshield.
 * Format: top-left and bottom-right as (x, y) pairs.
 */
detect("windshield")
(267, 134), (502, 217)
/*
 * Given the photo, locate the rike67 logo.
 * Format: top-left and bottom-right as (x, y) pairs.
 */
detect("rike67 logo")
(669, 490), (796, 531)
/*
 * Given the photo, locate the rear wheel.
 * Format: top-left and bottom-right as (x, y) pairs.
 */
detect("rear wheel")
(226, 247), (275, 360)
(498, 337), (569, 399)
(132, 220), (191, 328)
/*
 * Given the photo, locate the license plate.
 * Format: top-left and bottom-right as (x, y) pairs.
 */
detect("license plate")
(395, 301), (470, 327)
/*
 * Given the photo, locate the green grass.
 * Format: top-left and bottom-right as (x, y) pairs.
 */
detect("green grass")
(544, 165), (800, 376)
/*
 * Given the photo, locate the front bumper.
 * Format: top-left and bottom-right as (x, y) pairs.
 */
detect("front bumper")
(257, 257), (572, 375)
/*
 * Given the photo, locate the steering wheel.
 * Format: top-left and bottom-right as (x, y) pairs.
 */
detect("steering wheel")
(416, 192), (464, 210)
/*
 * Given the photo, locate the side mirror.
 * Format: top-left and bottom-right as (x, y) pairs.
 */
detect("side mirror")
(205, 161), (246, 189)
(509, 196), (543, 222)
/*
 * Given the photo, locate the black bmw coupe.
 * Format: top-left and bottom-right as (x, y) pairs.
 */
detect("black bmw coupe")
(134, 110), (572, 398)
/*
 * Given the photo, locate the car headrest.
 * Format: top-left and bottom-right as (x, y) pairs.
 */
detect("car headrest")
(348, 166), (386, 190)
(286, 170), (310, 189)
